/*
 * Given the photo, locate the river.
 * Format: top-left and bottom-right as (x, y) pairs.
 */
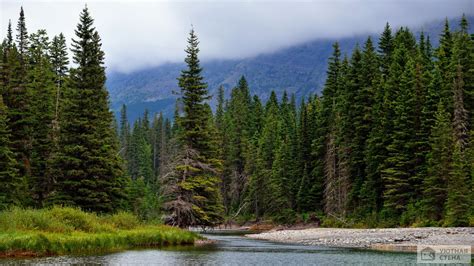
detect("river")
(1, 231), (417, 265)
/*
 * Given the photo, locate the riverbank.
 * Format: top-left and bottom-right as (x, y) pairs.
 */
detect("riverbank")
(0, 207), (199, 257)
(247, 227), (474, 252)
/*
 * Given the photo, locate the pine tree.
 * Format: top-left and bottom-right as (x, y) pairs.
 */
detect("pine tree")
(444, 142), (470, 226)
(50, 7), (125, 212)
(382, 57), (418, 218)
(6, 20), (13, 48)
(312, 43), (341, 216)
(151, 112), (164, 178)
(0, 95), (21, 209)
(452, 64), (469, 149)
(50, 33), (69, 128)
(379, 22), (394, 77)
(215, 85), (225, 133)
(422, 102), (452, 222)
(16, 7), (29, 62)
(162, 28), (223, 227)
(225, 76), (252, 211)
(119, 104), (130, 156)
(253, 91), (281, 216)
(28, 29), (56, 206)
(436, 19), (455, 113)
(3, 38), (32, 189)
(357, 37), (381, 214)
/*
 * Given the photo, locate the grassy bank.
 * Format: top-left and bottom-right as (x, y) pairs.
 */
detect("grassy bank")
(0, 207), (199, 257)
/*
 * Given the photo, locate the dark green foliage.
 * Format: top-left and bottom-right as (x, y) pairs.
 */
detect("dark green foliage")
(28, 29), (56, 206)
(162, 28), (224, 227)
(422, 103), (452, 222)
(50, 33), (69, 128)
(0, 95), (21, 209)
(50, 7), (126, 213)
(16, 7), (29, 61)
(2, 36), (32, 188)
(0, 8), (472, 228)
(444, 142), (470, 226)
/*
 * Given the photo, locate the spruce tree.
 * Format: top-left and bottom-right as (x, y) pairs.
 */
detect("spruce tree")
(422, 102), (452, 222)
(0, 95), (21, 209)
(382, 57), (418, 218)
(16, 7), (29, 62)
(28, 29), (56, 206)
(452, 64), (469, 149)
(50, 33), (69, 127)
(119, 104), (130, 155)
(3, 37), (32, 189)
(379, 22), (394, 77)
(444, 142), (470, 226)
(162, 28), (223, 227)
(50, 7), (125, 212)
(6, 20), (13, 48)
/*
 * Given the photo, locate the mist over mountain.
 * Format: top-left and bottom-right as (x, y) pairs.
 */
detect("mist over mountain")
(107, 16), (473, 121)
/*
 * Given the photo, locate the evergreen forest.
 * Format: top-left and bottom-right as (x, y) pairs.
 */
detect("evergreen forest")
(1, 6), (473, 228)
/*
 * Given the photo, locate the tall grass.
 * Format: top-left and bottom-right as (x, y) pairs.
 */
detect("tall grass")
(0, 206), (199, 257)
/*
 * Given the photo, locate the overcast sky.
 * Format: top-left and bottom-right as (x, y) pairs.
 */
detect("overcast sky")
(0, 0), (472, 73)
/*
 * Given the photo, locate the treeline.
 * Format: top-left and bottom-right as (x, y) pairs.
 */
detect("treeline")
(122, 16), (473, 227)
(1, 5), (473, 228)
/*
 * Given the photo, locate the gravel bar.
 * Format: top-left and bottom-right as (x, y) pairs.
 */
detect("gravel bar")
(246, 227), (474, 252)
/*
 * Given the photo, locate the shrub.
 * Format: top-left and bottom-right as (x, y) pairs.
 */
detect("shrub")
(107, 211), (140, 230)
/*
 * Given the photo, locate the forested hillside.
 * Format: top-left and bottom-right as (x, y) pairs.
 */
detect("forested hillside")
(120, 16), (474, 227)
(107, 16), (473, 122)
(0, 6), (472, 228)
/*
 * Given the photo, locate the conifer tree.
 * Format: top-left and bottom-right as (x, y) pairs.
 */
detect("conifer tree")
(28, 29), (56, 206)
(422, 102), (452, 222)
(16, 7), (29, 63)
(50, 33), (69, 128)
(6, 20), (13, 48)
(3, 36), (32, 188)
(444, 142), (470, 226)
(452, 64), (469, 149)
(50, 7), (125, 212)
(119, 104), (130, 155)
(382, 57), (418, 217)
(436, 19), (455, 112)
(0, 95), (21, 209)
(162, 28), (223, 227)
(379, 22), (394, 77)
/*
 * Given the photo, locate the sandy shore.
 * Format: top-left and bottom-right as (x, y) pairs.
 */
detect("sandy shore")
(246, 227), (474, 252)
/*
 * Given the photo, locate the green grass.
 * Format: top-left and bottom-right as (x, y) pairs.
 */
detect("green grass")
(0, 206), (199, 257)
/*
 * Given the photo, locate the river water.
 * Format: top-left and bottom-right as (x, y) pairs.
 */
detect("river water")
(1, 231), (417, 265)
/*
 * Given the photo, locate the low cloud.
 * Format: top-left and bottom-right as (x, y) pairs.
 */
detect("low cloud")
(1, 0), (472, 73)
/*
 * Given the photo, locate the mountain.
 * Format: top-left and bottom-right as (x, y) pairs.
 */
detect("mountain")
(106, 16), (472, 121)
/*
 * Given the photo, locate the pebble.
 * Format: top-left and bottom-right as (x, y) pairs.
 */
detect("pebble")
(246, 227), (474, 250)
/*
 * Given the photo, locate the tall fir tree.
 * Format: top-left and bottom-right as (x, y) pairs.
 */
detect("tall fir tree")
(16, 7), (29, 64)
(0, 95), (21, 209)
(50, 7), (126, 212)
(50, 33), (69, 130)
(422, 102), (452, 222)
(444, 142), (470, 226)
(162, 28), (223, 227)
(28, 29), (56, 206)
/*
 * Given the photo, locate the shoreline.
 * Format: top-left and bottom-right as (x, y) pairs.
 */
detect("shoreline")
(246, 227), (474, 253)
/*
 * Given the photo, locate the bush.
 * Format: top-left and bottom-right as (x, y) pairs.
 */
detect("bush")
(107, 211), (140, 230)
(273, 209), (297, 224)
